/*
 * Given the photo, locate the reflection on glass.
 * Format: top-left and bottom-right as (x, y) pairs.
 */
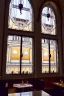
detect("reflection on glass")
(50, 40), (58, 73)
(41, 7), (56, 35)
(6, 36), (21, 74)
(8, 92), (32, 96)
(42, 39), (49, 73)
(41, 91), (50, 96)
(21, 37), (33, 74)
(8, 0), (33, 31)
(8, 91), (50, 96)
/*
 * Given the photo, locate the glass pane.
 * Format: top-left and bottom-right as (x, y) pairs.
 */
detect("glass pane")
(42, 39), (49, 73)
(21, 37), (33, 74)
(8, 0), (33, 31)
(6, 35), (21, 74)
(41, 7), (56, 35)
(50, 40), (58, 73)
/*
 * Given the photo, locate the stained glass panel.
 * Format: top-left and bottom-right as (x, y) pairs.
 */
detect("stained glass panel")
(41, 7), (56, 35)
(8, 0), (33, 31)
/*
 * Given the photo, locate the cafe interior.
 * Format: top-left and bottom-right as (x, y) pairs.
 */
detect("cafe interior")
(0, 0), (64, 96)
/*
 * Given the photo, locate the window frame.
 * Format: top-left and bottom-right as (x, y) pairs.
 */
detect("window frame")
(41, 38), (59, 73)
(2, 0), (35, 78)
(2, 0), (62, 79)
(6, 34), (35, 75)
(40, 1), (62, 75)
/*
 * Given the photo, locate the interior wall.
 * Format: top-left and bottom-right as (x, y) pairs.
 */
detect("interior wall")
(59, 0), (64, 75)
(0, 0), (6, 79)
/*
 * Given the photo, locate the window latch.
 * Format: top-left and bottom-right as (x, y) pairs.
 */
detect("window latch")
(20, 53), (23, 57)
(49, 54), (51, 58)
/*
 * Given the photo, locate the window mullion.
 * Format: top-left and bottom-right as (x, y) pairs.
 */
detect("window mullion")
(20, 36), (22, 74)
(49, 40), (50, 73)
(56, 41), (58, 72)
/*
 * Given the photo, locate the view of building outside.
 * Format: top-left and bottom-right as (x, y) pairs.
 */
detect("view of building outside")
(41, 39), (58, 73)
(6, 36), (33, 74)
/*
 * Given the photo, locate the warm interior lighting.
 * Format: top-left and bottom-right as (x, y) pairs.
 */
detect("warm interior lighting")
(44, 52), (48, 56)
(23, 50), (28, 55)
(12, 50), (17, 54)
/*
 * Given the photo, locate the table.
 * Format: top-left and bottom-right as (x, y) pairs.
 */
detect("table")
(13, 83), (33, 88)
(52, 82), (64, 89)
(8, 90), (51, 96)
(8, 83), (33, 93)
(51, 82), (64, 95)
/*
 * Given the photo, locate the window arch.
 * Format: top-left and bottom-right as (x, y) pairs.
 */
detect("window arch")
(41, 6), (56, 35)
(8, 0), (34, 31)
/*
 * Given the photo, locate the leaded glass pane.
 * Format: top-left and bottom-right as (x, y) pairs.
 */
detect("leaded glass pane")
(8, 0), (33, 31)
(41, 7), (56, 35)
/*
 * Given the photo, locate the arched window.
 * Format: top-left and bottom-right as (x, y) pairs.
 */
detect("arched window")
(8, 0), (33, 31)
(41, 5), (59, 73)
(41, 6), (56, 35)
(6, 0), (34, 74)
